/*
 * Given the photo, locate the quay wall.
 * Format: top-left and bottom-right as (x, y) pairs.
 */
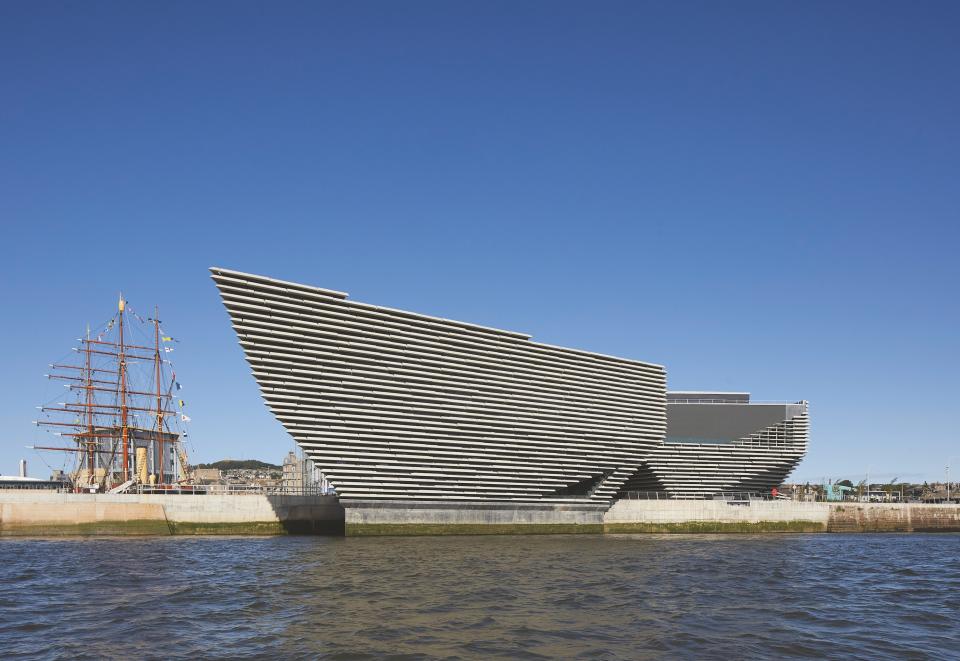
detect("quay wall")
(826, 503), (960, 533)
(342, 500), (606, 536)
(2, 492), (958, 536)
(604, 499), (829, 533)
(603, 500), (960, 533)
(0, 492), (344, 536)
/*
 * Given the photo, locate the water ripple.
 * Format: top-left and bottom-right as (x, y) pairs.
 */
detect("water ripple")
(0, 534), (957, 659)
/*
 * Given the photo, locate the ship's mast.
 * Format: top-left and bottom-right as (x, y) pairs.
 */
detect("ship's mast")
(119, 295), (129, 482)
(84, 324), (95, 482)
(154, 306), (164, 484)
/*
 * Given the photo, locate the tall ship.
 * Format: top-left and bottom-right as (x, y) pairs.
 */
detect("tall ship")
(32, 296), (194, 492)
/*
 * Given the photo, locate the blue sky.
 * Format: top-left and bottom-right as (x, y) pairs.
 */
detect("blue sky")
(1, 1), (957, 483)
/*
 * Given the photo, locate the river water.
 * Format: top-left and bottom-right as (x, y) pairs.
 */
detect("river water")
(1, 534), (957, 659)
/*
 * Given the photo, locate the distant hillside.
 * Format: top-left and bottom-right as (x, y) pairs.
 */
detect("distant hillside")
(195, 460), (281, 470)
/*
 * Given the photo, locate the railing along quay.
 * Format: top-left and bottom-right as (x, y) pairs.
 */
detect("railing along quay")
(2, 483), (337, 496)
(129, 484), (336, 496)
(618, 490), (786, 501)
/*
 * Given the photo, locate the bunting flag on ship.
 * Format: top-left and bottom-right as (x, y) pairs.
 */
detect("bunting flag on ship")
(181, 414), (191, 422)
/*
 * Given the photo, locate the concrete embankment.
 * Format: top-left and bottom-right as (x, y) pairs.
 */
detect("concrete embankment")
(342, 499), (960, 535)
(0, 492), (344, 536)
(604, 500), (960, 533)
(344, 499), (960, 536)
(604, 499), (829, 533)
(342, 499), (607, 536)
(2, 493), (958, 536)
(825, 503), (960, 533)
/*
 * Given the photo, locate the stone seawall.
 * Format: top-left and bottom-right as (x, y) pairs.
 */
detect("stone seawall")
(604, 500), (960, 533)
(604, 499), (829, 533)
(826, 503), (960, 533)
(2, 493), (958, 536)
(0, 492), (344, 536)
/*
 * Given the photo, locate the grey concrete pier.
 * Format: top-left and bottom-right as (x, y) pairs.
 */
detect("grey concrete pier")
(341, 499), (607, 536)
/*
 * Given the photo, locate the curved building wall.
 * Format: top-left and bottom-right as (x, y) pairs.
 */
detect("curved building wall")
(621, 401), (809, 497)
(211, 268), (667, 502)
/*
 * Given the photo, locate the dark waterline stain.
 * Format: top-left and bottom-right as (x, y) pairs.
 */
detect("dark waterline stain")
(1, 534), (957, 659)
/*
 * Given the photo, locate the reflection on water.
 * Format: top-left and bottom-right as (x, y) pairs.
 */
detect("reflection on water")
(1, 533), (958, 659)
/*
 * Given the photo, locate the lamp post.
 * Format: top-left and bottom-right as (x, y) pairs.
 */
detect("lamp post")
(948, 457), (958, 504)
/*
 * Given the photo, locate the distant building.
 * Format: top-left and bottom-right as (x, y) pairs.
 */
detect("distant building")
(281, 449), (331, 494)
(0, 475), (62, 491)
(281, 452), (302, 492)
(194, 468), (223, 484)
(0, 458), (61, 490)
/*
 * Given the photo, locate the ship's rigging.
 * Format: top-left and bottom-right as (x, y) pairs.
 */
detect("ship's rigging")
(32, 295), (193, 491)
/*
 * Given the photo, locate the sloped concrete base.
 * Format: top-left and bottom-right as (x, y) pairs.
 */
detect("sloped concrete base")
(341, 499), (607, 536)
